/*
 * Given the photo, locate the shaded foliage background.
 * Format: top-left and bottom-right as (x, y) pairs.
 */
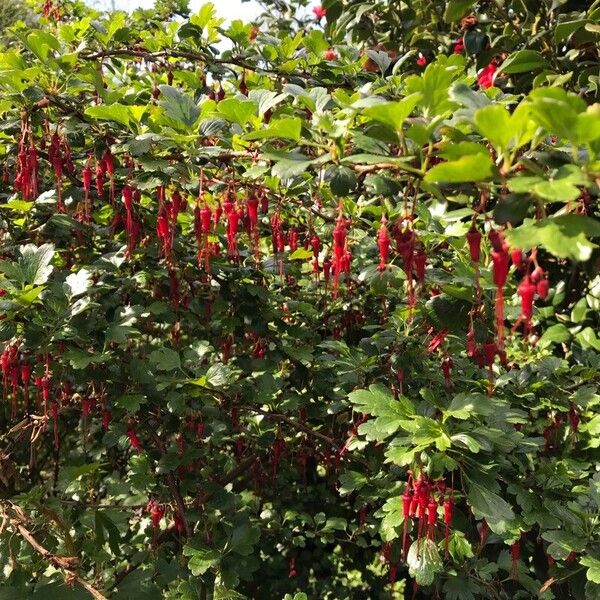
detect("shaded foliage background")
(0, 0), (599, 599)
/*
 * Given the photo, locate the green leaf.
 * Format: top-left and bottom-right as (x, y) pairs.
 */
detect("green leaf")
(349, 384), (414, 417)
(424, 153), (495, 183)
(115, 394), (146, 412)
(379, 495), (405, 540)
(449, 82), (490, 110)
(474, 105), (512, 152)
(426, 294), (470, 332)
(451, 433), (481, 453)
(448, 530), (475, 562)
(365, 50), (392, 74)
(22, 243), (55, 286)
(577, 327), (600, 350)
(205, 362), (237, 388)
(446, 393), (496, 420)
(289, 248), (313, 260)
(325, 165), (357, 195)
(0, 243), (55, 289)
(65, 268), (92, 297)
(271, 156), (313, 179)
(443, 575), (481, 600)
(149, 347), (181, 371)
(467, 479), (515, 533)
(303, 29), (329, 56)
(183, 544), (221, 575)
(407, 538), (443, 586)
(26, 30), (60, 61)
(159, 85), (200, 128)
(247, 89), (288, 117)
(581, 556), (600, 584)
(542, 530), (586, 560)
(500, 50), (549, 74)
(217, 98), (257, 126)
(244, 117), (301, 141)
(85, 104), (134, 128)
(444, 0), (473, 21)
(338, 471), (368, 495)
(63, 349), (108, 370)
(213, 585), (248, 600)
(362, 93), (422, 133)
(538, 324), (570, 347)
(505, 215), (600, 261)
(533, 179), (581, 202)
(493, 195), (531, 225)
(555, 19), (587, 42)
(527, 88), (586, 142)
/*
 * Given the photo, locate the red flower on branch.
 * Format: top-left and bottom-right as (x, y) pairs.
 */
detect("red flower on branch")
(312, 6), (327, 19)
(478, 62), (498, 88)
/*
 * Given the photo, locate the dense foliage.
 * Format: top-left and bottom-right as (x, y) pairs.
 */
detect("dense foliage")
(0, 0), (599, 598)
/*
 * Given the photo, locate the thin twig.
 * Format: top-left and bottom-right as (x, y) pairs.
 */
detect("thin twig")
(242, 405), (341, 451)
(1, 503), (108, 600)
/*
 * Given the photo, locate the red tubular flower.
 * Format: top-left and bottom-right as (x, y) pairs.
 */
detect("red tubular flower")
(478, 62), (498, 89)
(95, 159), (105, 196)
(20, 361), (31, 410)
(288, 558), (298, 578)
(388, 562), (397, 583)
(427, 329), (448, 354)
(102, 149), (115, 203)
(289, 228), (298, 252)
(536, 277), (549, 300)
(149, 501), (164, 528)
(312, 5), (326, 19)
(569, 403), (580, 433)
(311, 234), (320, 257)
(531, 265), (544, 283)
(247, 196), (259, 231)
(511, 540), (520, 579)
(194, 203), (210, 236)
(466, 227), (482, 263)
(483, 341), (497, 367)
(127, 428), (143, 453)
(414, 249), (427, 282)
(377, 217), (390, 271)
(417, 54), (428, 67)
(323, 48), (337, 61)
(427, 499), (437, 541)
(491, 249), (509, 288)
(479, 520), (489, 547)
(518, 276), (536, 320)
(102, 408), (111, 431)
(511, 248), (523, 269)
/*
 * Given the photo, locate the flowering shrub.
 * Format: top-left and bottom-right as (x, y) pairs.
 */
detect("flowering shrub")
(0, 0), (599, 598)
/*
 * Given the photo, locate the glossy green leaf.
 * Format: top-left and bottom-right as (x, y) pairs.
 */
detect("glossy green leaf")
(424, 153), (495, 183)
(500, 50), (549, 74)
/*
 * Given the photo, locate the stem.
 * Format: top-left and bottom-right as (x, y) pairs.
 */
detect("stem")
(1, 504), (108, 600)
